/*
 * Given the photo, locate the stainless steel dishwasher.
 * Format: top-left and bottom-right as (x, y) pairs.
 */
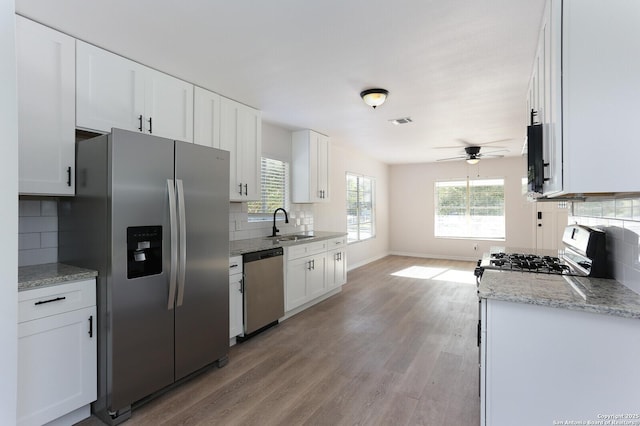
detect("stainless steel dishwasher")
(241, 247), (284, 339)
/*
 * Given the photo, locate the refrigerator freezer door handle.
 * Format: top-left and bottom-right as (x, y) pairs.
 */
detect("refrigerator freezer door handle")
(176, 179), (187, 307)
(167, 179), (178, 310)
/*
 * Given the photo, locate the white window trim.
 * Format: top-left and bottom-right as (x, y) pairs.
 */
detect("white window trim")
(346, 172), (376, 244)
(434, 177), (506, 241)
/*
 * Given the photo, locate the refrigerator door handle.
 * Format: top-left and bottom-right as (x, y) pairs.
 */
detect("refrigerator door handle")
(176, 179), (187, 307)
(167, 179), (178, 310)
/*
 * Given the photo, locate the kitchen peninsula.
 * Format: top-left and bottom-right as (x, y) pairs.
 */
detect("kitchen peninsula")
(478, 270), (640, 426)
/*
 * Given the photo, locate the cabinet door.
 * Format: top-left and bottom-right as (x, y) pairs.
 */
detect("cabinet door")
(194, 86), (221, 148)
(316, 133), (330, 201)
(291, 130), (330, 203)
(76, 41), (146, 134)
(306, 254), (326, 300)
(17, 306), (97, 426)
(544, 0), (562, 195)
(229, 273), (244, 338)
(220, 97), (241, 199)
(16, 16), (75, 196)
(145, 70), (194, 142)
(220, 97), (262, 201)
(285, 257), (309, 311)
(237, 104), (262, 201)
(327, 249), (347, 290)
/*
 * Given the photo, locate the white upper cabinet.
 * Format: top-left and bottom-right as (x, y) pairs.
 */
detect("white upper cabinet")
(16, 16), (75, 196)
(220, 96), (262, 201)
(194, 86), (221, 148)
(76, 41), (194, 142)
(292, 130), (330, 203)
(530, 0), (640, 196)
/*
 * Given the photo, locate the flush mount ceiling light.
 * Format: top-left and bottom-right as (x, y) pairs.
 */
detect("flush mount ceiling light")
(360, 88), (389, 109)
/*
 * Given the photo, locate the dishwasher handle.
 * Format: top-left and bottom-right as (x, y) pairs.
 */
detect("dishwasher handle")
(243, 247), (284, 263)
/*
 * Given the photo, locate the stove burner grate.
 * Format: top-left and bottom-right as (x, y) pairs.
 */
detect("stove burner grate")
(488, 252), (574, 275)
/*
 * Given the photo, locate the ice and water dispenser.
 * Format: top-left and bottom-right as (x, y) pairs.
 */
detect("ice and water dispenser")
(127, 226), (163, 278)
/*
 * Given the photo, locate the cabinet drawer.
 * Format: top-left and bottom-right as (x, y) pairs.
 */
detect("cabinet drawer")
(229, 256), (243, 275)
(327, 237), (347, 249)
(286, 240), (328, 260)
(18, 279), (96, 323)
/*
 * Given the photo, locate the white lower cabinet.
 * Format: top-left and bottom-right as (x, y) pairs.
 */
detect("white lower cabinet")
(229, 256), (243, 340)
(327, 237), (347, 291)
(284, 237), (346, 313)
(481, 298), (640, 426)
(286, 253), (326, 311)
(17, 279), (97, 426)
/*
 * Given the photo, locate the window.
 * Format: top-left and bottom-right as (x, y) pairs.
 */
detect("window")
(247, 157), (289, 220)
(346, 173), (375, 243)
(434, 178), (505, 239)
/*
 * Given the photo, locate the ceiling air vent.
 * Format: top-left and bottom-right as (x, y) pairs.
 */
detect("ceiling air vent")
(390, 117), (413, 125)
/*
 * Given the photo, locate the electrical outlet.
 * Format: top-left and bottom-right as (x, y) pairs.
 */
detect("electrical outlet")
(473, 243), (478, 251)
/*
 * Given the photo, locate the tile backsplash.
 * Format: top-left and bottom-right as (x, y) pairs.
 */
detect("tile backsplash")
(229, 203), (314, 241)
(571, 197), (640, 295)
(18, 197), (312, 266)
(19, 198), (58, 267)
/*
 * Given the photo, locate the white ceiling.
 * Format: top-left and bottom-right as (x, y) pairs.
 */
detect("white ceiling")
(16, 0), (545, 164)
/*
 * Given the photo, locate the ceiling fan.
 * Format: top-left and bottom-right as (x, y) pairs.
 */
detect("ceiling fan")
(436, 146), (508, 164)
(435, 138), (510, 164)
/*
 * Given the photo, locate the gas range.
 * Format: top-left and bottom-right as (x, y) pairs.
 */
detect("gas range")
(474, 224), (608, 284)
(482, 251), (575, 275)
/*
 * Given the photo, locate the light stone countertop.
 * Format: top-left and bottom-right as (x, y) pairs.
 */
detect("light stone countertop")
(230, 231), (347, 256)
(478, 269), (640, 319)
(18, 263), (98, 291)
(18, 231), (347, 290)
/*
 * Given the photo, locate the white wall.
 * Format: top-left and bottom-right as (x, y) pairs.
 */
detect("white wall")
(262, 121), (291, 162)
(389, 156), (535, 261)
(314, 143), (390, 270)
(1, 1), (19, 422)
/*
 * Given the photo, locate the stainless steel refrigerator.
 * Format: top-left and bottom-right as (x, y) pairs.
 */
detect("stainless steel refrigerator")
(59, 128), (229, 424)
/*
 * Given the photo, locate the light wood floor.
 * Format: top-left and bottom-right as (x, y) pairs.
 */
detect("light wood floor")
(79, 255), (480, 425)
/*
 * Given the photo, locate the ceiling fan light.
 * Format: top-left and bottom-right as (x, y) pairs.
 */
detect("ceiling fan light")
(360, 88), (389, 109)
(466, 158), (480, 165)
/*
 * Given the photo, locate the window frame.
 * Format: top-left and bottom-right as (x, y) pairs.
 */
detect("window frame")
(346, 172), (376, 244)
(434, 177), (506, 240)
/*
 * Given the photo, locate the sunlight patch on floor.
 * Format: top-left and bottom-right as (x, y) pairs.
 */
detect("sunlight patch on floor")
(391, 266), (476, 284)
(391, 266), (446, 280)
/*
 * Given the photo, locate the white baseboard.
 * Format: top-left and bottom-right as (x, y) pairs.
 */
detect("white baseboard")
(44, 405), (90, 426)
(388, 251), (480, 262)
(347, 252), (390, 271)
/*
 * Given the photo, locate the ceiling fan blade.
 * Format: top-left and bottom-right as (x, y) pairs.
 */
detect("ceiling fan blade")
(478, 154), (505, 159)
(434, 139), (513, 151)
(481, 149), (510, 155)
(436, 155), (467, 161)
(457, 138), (513, 147)
(456, 139), (475, 147)
(432, 145), (468, 150)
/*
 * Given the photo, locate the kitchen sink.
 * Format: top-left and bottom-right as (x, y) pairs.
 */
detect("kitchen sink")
(266, 234), (314, 242)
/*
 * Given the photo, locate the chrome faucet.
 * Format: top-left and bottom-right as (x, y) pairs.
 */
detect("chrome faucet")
(271, 208), (289, 237)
